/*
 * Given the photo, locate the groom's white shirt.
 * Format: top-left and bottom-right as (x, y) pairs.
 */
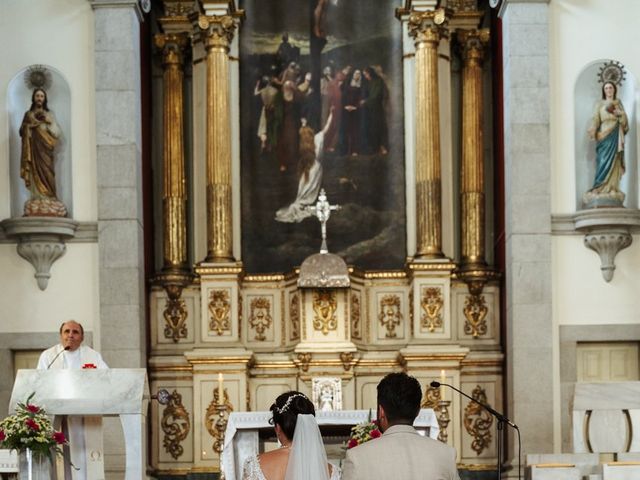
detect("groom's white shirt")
(342, 424), (460, 480)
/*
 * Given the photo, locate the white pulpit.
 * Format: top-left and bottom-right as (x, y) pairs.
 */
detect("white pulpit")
(221, 409), (439, 480)
(9, 369), (149, 480)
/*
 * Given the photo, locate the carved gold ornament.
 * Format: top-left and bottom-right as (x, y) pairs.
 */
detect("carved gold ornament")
(463, 385), (493, 455)
(351, 293), (361, 340)
(248, 297), (272, 341)
(208, 290), (231, 335)
(378, 294), (403, 338)
(161, 390), (190, 460)
(421, 287), (443, 332)
(163, 295), (188, 342)
(296, 352), (312, 373)
(290, 293), (300, 341)
(463, 294), (488, 338)
(205, 388), (233, 454)
(312, 289), (338, 335)
(421, 385), (441, 409)
(340, 352), (355, 371)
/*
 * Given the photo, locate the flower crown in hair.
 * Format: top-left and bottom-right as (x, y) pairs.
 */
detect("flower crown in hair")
(276, 393), (308, 414)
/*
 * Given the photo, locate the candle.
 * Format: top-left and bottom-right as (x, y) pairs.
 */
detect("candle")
(218, 373), (224, 404)
(440, 370), (446, 401)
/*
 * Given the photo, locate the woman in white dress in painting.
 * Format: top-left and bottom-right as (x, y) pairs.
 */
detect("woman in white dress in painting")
(275, 108), (334, 223)
(242, 391), (341, 480)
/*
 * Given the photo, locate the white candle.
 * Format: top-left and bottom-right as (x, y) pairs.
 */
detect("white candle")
(440, 370), (446, 401)
(218, 373), (224, 404)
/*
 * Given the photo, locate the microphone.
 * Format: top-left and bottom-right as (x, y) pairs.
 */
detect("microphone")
(430, 381), (518, 429)
(47, 346), (70, 369)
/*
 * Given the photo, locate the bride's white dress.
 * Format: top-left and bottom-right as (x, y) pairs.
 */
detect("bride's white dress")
(241, 455), (341, 480)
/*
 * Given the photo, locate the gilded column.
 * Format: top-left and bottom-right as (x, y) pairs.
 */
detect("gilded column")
(458, 29), (490, 268)
(408, 9), (449, 259)
(155, 33), (190, 276)
(198, 14), (236, 262)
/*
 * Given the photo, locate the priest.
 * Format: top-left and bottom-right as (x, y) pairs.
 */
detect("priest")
(37, 320), (107, 480)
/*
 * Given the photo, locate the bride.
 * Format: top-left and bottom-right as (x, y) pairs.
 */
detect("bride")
(242, 391), (341, 480)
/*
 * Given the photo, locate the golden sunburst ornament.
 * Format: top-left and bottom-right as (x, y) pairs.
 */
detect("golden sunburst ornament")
(598, 60), (626, 86)
(24, 65), (52, 90)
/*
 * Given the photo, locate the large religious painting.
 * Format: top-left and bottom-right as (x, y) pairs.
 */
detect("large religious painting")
(240, 0), (406, 273)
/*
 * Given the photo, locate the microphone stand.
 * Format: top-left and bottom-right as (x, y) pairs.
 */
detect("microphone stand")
(431, 381), (518, 480)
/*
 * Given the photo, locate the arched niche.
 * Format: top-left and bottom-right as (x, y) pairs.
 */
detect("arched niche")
(574, 60), (638, 210)
(6, 65), (73, 218)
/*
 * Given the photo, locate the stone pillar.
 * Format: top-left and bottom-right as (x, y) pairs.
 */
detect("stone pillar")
(458, 29), (490, 269)
(197, 14), (236, 262)
(89, 0), (145, 477)
(500, 0), (553, 465)
(408, 9), (449, 259)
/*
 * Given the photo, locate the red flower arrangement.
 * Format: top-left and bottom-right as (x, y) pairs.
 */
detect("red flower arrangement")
(0, 393), (67, 458)
(346, 420), (382, 449)
(82, 363), (97, 369)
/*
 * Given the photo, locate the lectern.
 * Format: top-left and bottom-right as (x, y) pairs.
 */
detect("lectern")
(9, 369), (149, 480)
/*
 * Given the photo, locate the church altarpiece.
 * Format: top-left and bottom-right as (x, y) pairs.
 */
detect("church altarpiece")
(148, 0), (502, 477)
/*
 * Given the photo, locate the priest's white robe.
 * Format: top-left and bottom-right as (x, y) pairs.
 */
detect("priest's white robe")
(37, 344), (108, 480)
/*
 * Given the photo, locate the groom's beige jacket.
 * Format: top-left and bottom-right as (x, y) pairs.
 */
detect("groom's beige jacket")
(342, 424), (460, 480)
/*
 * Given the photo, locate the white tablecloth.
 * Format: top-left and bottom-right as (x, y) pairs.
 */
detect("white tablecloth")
(222, 409), (439, 480)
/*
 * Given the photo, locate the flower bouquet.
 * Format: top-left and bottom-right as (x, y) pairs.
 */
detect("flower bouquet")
(0, 393), (66, 478)
(346, 420), (382, 449)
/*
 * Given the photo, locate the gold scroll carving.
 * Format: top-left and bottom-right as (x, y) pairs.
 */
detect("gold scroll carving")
(290, 293), (300, 341)
(163, 290), (188, 342)
(351, 293), (361, 340)
(249, 297), (272, 341)
(161, 390), (190, 460)
(420, 287), (443, 332)
(379, 294), (402, 338)
(421, 385), (441, 409)
(463, 293), (488, 338)
(463, 385), (493, 455)
(205, 388), (233, 454)
(312, 289), (337, 335)
(208, 290), (231, 335)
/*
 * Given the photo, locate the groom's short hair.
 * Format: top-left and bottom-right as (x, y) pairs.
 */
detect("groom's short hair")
(377, 372), (422, 423)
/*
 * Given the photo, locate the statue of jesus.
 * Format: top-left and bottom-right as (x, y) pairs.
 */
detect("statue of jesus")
(19, 88), (67, 217)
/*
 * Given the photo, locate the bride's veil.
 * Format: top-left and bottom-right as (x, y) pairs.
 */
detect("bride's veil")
(284, 414), (331, 480)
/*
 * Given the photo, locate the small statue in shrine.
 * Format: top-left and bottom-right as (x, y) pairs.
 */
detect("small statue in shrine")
(583, 80), (629, 208)
(19, 87), (67, 217)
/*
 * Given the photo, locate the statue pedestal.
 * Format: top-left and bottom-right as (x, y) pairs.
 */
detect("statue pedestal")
(0, 216), (78, 290)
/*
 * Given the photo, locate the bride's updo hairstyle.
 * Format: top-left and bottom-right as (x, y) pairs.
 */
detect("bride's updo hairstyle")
(269, 391), (315, 440)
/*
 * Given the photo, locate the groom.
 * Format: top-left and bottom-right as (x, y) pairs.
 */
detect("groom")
(342, 372), (460, 480)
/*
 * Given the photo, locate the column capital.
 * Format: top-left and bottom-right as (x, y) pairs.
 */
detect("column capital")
(154, 32), (190, 65)
(456, 28), (490, 64)
(407, 8), (451, 45)
(195, 14), (237, 50)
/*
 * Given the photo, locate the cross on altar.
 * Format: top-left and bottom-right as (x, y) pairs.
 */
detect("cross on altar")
(305, 189), (340, 254)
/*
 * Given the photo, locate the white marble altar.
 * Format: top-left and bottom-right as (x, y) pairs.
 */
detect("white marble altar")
(9, 369), (149, 480)
(527, 465), (581, 480)
(573, 382), (640, 453)
(602, 462), (640, 479)
(526, 453), (600, 479)
(222, 409), (439, 480)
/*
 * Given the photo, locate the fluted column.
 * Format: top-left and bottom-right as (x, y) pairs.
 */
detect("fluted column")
(198, 14), (236, 262)
(408, 9), (449, 259)
(458, 29), (490, 268)
(155, 33), (190, 275)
